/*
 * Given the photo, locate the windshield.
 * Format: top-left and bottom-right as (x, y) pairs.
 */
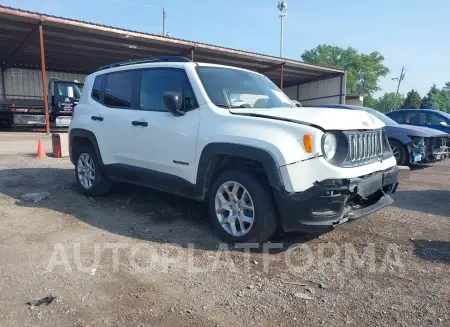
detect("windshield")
(350, 106), (399, 126)
(195, 66), (295, 109)
(439, 111), (450, 120)
(56, 82), (83, 99)
(75, 82), (84, 93)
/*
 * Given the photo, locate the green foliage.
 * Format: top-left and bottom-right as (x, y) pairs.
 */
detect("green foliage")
(363, 94), (376, 108)
(372, 92), (405, 113)
(402, 89), (422, 109)
(421, 84), (449, 112)
(443, 82), (450, 92)
(301, 44), (389, 97)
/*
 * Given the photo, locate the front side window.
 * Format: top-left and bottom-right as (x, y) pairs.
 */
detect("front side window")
(195, 66), (294, 109)
(139, 69), (197, 112)
(104, 71), (134, 108)
(419, 112), (446, 125)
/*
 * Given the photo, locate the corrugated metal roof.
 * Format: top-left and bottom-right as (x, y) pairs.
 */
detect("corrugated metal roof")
(0, 5), (344, 87)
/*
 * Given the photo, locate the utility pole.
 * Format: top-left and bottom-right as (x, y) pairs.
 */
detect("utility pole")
(162, 8), (166, 36)
(392, 66), (406, 111)
(277, 1), (288, 58)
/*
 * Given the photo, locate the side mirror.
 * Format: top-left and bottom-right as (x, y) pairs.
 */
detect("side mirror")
(440, 121), (449, 127)
(163, 91), (184, 116)
(295, 103), (301, 107)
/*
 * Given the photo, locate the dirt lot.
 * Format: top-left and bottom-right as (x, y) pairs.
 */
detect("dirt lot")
(0, 132), (449, 327)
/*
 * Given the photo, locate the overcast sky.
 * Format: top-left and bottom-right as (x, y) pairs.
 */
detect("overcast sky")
(5, 0), (450, 97)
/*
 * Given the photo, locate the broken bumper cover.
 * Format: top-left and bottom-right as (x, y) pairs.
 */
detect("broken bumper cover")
(275, 166), (399, 233)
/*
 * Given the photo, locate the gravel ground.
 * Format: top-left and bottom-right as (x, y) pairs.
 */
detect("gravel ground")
(0, 133), (449, 327)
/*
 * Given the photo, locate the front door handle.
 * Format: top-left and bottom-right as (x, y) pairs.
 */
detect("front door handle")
(132, 121), (148, 127)
(91, 116), (103, 121)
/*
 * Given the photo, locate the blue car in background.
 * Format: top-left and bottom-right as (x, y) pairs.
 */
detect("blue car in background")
(312, 105), (449, 165)
(386, 109), (450, 133)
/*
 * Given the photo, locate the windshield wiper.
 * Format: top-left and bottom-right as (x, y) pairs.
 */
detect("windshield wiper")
(215, 104), (231, 108)
(231, 104), (251, 108)
(215, 104), (251, 109)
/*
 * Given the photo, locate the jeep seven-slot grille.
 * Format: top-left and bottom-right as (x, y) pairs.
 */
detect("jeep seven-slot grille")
(347, 130), (383, 163)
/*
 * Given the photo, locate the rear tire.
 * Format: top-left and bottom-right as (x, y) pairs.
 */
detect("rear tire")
(208, 170), (277, 243)
(389, 139), (409, 166)
(74, 144), (111, 196)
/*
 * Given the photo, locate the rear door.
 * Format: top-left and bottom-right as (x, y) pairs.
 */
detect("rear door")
(130, 68), (200, 188)
(90, 70), (136, 179)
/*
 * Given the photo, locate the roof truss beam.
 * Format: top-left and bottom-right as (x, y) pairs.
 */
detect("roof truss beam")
(1, 24), (39, 71)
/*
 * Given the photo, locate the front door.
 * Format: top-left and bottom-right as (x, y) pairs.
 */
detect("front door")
(130, 68), (200, 190)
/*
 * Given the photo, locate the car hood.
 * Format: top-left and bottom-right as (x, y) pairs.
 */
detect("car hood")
(388, 124), (449, 137)
(229, 107), (385, 131)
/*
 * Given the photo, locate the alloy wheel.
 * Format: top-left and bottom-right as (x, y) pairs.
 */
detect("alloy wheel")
(77, 153), (96, 189)
(215, 181), (255, 237)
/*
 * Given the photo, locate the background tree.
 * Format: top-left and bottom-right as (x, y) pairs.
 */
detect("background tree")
(301, 44), (389, 97)
(372, 92), (404, 113)
(443, 82), (450, 92)
(421, 84), (447, 110)
(363, 94), (376, 108)
(442, 82), (450, 112)
(402, 89), (422, 108)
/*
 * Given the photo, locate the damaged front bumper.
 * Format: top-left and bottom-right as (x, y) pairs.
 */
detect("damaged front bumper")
(274, 166), (398, 233)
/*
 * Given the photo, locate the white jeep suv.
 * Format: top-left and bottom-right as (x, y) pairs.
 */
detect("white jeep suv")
(69, 57), (398, 243)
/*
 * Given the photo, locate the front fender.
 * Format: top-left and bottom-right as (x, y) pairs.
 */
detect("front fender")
(196, 143), (284, 192)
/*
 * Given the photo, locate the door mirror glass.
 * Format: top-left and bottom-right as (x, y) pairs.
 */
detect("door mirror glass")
(163, 91), (184, 116)
(440, 121), (449, 127)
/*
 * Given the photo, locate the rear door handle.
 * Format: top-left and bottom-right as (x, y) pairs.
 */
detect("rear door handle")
(132, 121), (148, 127)
(91, 116), (103, 121)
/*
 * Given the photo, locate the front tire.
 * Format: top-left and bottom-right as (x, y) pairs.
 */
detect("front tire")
(208, 171), (277, 243)
(74, 145), (111, 196)
(389, 139), (409, 166)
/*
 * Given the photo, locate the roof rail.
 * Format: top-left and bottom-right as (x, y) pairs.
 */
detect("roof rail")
(96, 56), (191, 71)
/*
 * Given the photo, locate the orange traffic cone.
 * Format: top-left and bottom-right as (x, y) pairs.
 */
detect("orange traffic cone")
(36, 138), (47, 158)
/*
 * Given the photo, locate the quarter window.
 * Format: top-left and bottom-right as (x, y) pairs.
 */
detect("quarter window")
(104, 71), (134, 108)
(139, 69), (197, 112)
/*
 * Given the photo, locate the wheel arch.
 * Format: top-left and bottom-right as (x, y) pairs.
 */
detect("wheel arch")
(195, 143), (283, 201)
(69, 128), (103, 166)
(388, 137), (410, 165)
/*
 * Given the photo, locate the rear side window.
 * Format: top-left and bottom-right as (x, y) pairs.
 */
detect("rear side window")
(104, 71), (134, 108)
(139, 69), (197, 112)
(390, 111), (415, 124)
(387, 112), (402, 123)
(404, 112), (417, 124)
(91, 75), (104, 102)
(419, 112), (445, 125)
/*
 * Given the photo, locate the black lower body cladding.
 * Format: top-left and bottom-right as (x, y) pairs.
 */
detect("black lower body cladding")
(274, 166), (399, 233)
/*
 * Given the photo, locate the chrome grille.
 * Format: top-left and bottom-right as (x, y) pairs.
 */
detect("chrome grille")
(347, 130), (383, 163)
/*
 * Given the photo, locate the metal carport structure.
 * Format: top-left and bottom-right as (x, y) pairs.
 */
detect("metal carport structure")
(0, 5), (346, 134)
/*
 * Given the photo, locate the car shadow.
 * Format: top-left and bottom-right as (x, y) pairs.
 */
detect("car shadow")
(0, 167), (313, 253)
(393, 190), (450, 217)
(413, 240), (450, 265)
(409, 164), (432, 171)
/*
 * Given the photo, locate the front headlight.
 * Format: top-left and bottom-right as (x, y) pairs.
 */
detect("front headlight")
(322, 132), (338, 160)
